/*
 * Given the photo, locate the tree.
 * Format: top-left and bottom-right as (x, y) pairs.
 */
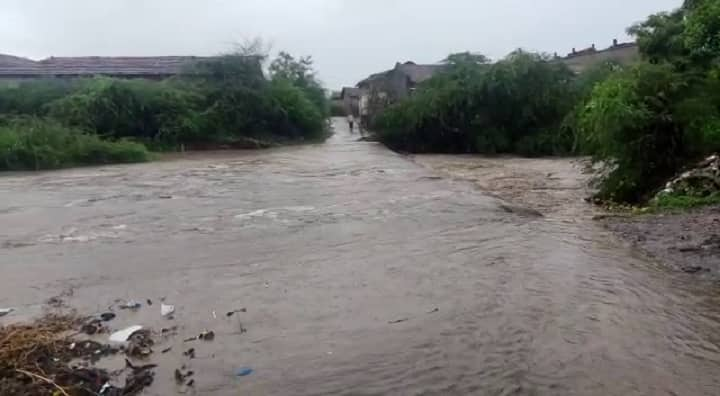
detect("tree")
(269, 52), (317, 88)
(684, 0), (720, 64)
(269, 52), (328, 117)
(442, 52), (490, 65)
(628, 9), (689, 65)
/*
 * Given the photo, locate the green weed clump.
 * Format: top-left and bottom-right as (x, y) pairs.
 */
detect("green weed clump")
(0, 117), (149, 171)
(652, 193), (720, 210)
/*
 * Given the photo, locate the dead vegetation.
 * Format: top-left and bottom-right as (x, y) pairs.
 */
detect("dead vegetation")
(0, 314), (153, 396)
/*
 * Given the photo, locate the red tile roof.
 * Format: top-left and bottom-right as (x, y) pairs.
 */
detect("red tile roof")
(0, 54), (211, 77)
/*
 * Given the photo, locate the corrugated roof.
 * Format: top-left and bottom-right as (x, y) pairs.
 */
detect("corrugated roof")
(0, 54), (42, 76)
(0, 54), (214, 77)
(564, 42), (638, 59)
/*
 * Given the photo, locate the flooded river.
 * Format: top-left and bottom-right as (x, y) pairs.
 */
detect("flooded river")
(1, 119), (720, 395)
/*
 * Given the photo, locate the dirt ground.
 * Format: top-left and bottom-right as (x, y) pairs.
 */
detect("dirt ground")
(413, 154), (720, 277)
(602, 207), (720, 276)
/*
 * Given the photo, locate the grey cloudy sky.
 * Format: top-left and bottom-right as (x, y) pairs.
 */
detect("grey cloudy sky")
(1, 0), (683, 89)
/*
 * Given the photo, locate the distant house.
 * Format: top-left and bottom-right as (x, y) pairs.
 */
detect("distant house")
(0, 53), (262, 86)
(340, 87), (362, 116)
(559, 39), (640, 73)
(356, 61), (446, 125)
(358, 61), (445, 101)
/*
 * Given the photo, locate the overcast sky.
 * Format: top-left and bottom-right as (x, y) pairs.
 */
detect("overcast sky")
(1, 0), (683, 90)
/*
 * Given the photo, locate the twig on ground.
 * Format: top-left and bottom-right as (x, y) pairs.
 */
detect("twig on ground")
(15, 368), (71, 396)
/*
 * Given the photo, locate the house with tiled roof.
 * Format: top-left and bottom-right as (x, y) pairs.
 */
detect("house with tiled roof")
(559, 39), (640, 73)
(0, 54), (262, 86)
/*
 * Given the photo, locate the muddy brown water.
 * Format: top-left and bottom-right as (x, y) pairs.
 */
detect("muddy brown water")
(1, 119), (720, 395)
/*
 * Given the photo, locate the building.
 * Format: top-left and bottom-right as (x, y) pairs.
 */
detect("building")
(0, 54), (261, 86)
(340, 87), (362, 116)
(357, 61), (446, 126)
(357, 61), (445, 102)
(559, 39), (640, 73)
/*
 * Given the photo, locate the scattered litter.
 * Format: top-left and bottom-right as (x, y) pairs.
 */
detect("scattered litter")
(161, 347), (172, 354)
(174, 369), (183, 384)
(161, 304), (175, 317)
(212, 310), (217, 319)
(1, 314), (153, 395)
(264, 282), (270, 288)
(175, 368), (195, 385)
(186, 379), (195, 387)
(388, 318), (409, 325)
(126, 329), (154, 358)
(161, 326), (178, 335)
(120, 300), (142, 310)
(99, 382), (112, 394)
(183, 348), (196, 359)
(146, 299), (153, 306)
(183, 329), (215, 342)
(159, 195), (173, 199)
(100, 312), (116, 322)
(0, 308), (15, 317)
(226, 308), (247, 317)
(682, 265), (708, 274)
(427, 308), (439, 314)
(109, 325), (143, 343)
(81, 319), (106, 335)
(199, 330), (215, 341)
(235, 367), (254, 377)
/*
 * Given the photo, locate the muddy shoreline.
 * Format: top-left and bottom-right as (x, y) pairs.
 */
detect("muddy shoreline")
(601, 207), (720, 276)
(413, 154), (720, 278)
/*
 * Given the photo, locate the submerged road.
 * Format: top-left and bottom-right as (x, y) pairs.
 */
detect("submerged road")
(1, 119), (719, 395)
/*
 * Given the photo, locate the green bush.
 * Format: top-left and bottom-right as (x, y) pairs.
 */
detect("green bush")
(0, 51), (331, 159)
(268, 78), (326, 140)
(0, 79), (82, 115)
(47, 78), (203, 144)
(652, 192), (720, 210)
(0, 117), (149, 171)
(578, 63), (720, 202)
(375, 51), (578, 156)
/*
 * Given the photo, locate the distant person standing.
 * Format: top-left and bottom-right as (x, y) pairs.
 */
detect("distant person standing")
(347, 115), (355, 133)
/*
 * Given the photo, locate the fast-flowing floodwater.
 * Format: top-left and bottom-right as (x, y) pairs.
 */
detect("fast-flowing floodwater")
(1, 119), (719, 395)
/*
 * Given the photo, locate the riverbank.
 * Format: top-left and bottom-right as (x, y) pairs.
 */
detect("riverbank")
(601, 207), (720, 276)
(413, 154), (720, 277)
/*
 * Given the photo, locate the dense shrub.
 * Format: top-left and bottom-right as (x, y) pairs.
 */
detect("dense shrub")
(47, 78), (203, 145)
(376, 51), (578, 156)
(0, 50), (331, 169)
(576, 0), (720, 203)
(0, 117), (149, 170)
(0, 79), (82, 115)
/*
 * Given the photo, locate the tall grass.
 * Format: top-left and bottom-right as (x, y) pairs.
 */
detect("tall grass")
(0, 117), (149, 171)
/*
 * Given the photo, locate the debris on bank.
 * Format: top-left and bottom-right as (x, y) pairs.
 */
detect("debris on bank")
(656, 154), (720, 199)
(1, 300), (253, 395)
(0, 314), (155, 396)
